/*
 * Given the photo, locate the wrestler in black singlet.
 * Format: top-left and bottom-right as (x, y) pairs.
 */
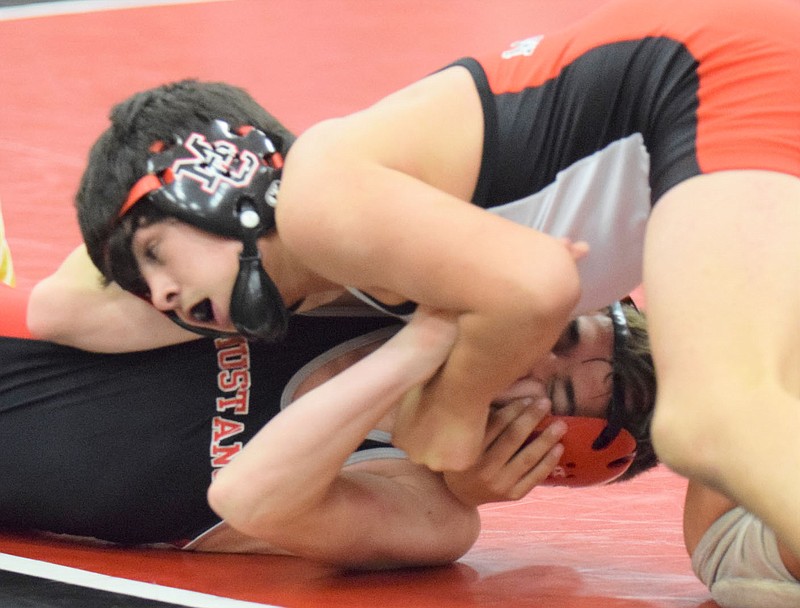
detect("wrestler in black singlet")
(0, 314), (398, 546)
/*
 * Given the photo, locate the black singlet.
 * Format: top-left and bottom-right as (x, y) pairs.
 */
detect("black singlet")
(0, 314), (398, 546)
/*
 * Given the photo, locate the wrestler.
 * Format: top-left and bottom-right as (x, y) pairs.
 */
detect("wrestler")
(4, 288), (655, 568)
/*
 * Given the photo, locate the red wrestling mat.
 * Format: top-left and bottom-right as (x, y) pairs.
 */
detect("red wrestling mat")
(0, 466), (714, 608)
(0, 1), (712, 606)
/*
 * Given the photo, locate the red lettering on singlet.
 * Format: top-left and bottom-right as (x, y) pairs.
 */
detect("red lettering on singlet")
(216, 338), (249, 368)
(216, 389), (249, 415)
(210, 416), (244, 467)
(209, 337), (252, 477)
(214, 337), (251, 414)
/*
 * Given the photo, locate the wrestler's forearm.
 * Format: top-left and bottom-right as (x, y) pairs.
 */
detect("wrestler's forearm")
(397, 296), (575, 472)
(208, 312), (456, 537)
(27, 245), (196, 351)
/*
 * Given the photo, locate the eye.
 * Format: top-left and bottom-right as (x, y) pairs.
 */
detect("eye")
(144, 243), (158, 263)
(552, 319), (580, 356)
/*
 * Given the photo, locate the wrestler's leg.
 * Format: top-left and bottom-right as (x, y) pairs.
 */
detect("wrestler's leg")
(644, 170), (800, 557)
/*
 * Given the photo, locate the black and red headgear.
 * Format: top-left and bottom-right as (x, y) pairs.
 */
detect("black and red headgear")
(119, 119), (288, 341)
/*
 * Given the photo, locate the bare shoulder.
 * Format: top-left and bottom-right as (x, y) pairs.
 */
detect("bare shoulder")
(275, 66), (484, 288)
(354, 65), (484, 197)
(280, 65), (482, 202)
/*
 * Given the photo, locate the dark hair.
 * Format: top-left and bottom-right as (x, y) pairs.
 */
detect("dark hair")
(76, 79), (296, 286)
(611, 302), (658, 482)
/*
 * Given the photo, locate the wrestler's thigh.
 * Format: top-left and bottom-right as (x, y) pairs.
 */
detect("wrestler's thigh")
(642, 170), (800, 459)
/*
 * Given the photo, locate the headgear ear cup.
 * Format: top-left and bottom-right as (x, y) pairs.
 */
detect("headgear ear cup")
(230, 235), (289, 342)
(525, 415), (637, 487)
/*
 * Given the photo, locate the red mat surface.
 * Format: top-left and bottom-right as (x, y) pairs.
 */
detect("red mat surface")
(0, 465), (712, 607)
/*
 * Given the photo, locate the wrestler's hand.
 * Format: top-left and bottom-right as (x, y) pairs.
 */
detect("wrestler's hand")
(393, 307), (459, 384)
(442, 398), (567, 507)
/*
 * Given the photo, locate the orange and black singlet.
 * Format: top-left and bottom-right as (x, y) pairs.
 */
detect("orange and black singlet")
(447, 0), (800, 313)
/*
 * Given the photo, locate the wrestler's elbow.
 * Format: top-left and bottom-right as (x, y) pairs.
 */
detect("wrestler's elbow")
(208, 468), (305, 544)
(511, 245), (581, 332)
(439, 508), (481, 563)
(779, 541), (800, 580)
(207, 470), (270, 537)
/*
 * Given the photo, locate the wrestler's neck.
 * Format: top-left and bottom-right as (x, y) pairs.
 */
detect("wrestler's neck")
(257, 233), (344, 312)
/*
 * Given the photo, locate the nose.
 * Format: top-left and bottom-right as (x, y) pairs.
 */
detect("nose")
(147, 272), (180, 312)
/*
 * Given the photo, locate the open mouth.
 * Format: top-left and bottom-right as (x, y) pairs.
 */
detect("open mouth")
(189, 298), (215, 324)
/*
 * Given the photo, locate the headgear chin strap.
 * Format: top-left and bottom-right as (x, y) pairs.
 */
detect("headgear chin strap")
(527, 415), (637, 486)
(229, 228), (290, 341)
(119, 119), (289, 342)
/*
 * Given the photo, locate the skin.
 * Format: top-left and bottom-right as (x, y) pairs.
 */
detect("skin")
(32, 11), (800, 566)
(496, 311), (615, 419)
(31, 241), (800, 583)
(205, 309), (619, 564)
(26, 246), (607, 568)
(276, 67), (581, 472)
(207, 309), (576, 568)
(24, 249), (800, 581)
(129, 219), (607, 426)
(276, 70), (800, 558)
(645, 171), (800, 559)
(28, 244), (196, 352)
(120, 67), (580, 475)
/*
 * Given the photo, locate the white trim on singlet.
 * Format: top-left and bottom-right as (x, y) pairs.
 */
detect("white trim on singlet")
(280, 326), (408, 455)
(279, 325), (400, 410)
(488, 134), (651, 314)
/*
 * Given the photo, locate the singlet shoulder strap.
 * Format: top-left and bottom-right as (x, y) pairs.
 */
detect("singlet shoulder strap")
(345, 287), (417, 319)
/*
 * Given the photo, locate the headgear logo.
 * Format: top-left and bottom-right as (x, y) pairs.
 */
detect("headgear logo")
(172, 132), (260, 194)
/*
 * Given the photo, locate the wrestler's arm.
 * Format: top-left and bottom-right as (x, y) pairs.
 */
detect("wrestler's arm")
(207, 310), (487, 569)
(27, 244), (197, 352)
(198, 399), (564, 558)
(277, 67), (581, 471)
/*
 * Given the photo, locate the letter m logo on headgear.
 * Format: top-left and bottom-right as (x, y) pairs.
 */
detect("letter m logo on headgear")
(171, 131), (260, 195)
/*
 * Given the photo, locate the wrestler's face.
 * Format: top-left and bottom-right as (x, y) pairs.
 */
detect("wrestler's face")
(494, 312), (614, 418)
(131, 218), (241, 333)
